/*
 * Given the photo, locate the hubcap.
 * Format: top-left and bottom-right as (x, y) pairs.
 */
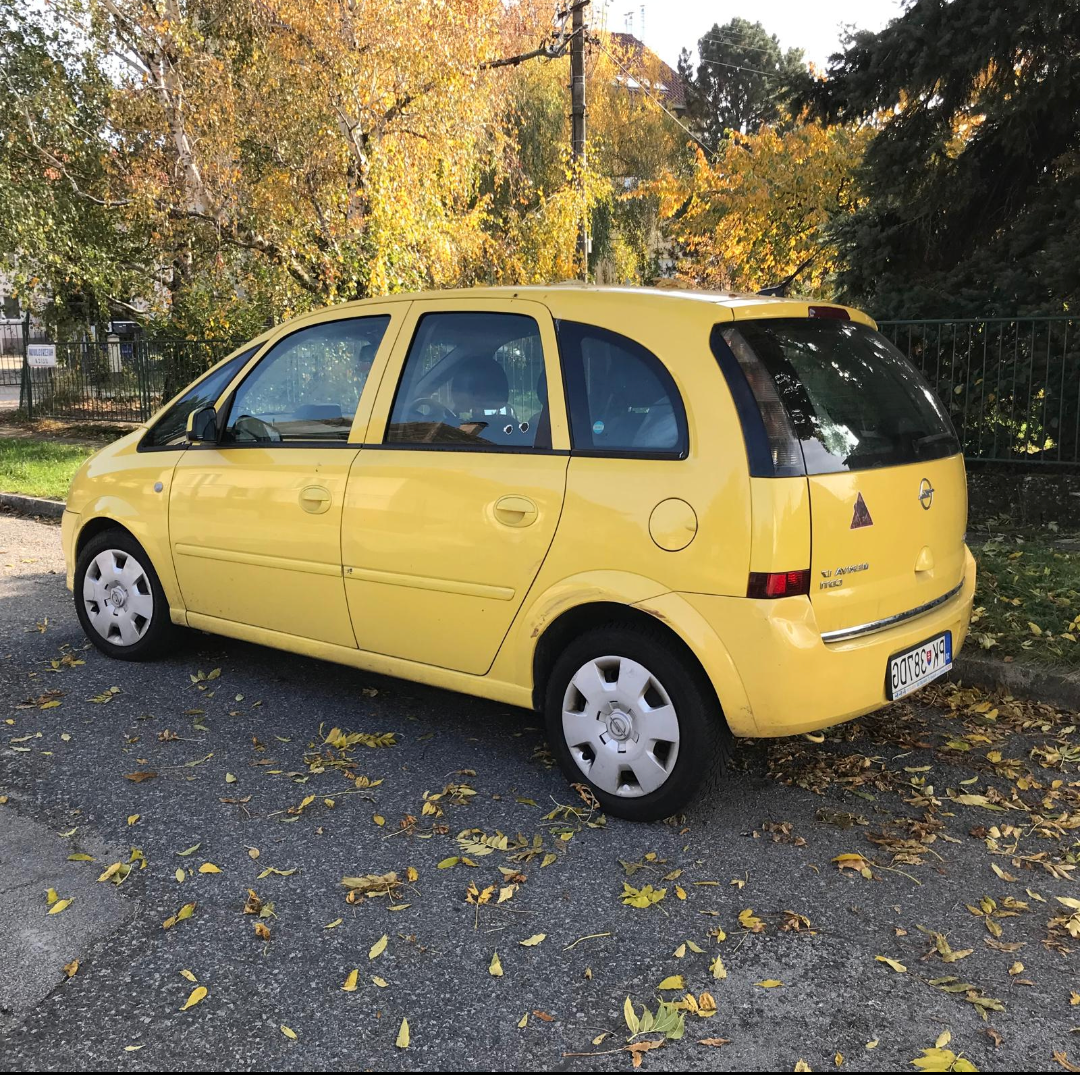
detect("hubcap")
(82, 549), (154, 646)
(561, 655), (680, 798)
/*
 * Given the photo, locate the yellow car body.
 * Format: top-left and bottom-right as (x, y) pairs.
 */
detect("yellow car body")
(63, 286), (974, 818)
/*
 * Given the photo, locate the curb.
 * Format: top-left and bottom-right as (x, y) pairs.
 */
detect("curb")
(950, 653), (1080, 712)
(0, 493), (65, 519)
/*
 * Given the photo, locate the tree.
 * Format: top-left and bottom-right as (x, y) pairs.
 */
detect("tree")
(0, 0), (148, 331)
(679, 18), (805, 147)
(5, 1), (590, 335)
(477, 30), (695, 286)
(795, 0), (1080, 317)
(652, 118), (869, 296)
(586, 34), (695, 281)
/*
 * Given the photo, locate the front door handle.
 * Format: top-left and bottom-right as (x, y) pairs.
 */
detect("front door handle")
(493, 495), (538, 528)
(300, 485), (332, 514)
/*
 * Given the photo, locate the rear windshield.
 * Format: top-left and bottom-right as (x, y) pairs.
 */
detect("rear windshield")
(724, 319), (959, 474)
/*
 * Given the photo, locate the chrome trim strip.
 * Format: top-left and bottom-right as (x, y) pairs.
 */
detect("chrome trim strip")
(820, 580), (965, 644)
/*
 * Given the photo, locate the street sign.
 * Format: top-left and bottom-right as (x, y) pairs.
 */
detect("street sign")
(27, 344), (56, 368)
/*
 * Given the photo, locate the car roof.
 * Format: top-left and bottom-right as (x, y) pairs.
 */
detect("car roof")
(304, 284), (874, 327)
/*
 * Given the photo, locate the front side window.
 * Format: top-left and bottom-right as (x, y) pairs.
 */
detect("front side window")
(722, 319), (959, 474)
(223, 316), (389, 444)
(557, 321), (687, 457)
(386, 312), (548, 448)
(141, 346), (258, 449)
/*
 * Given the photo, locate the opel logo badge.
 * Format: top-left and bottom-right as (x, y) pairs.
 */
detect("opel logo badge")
(918, 478), (934, 510)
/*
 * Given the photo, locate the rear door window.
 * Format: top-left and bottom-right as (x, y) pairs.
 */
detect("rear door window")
(557, 321), (687, 457)
(723, 319), (958, 474)
(386, 312), (548, 449)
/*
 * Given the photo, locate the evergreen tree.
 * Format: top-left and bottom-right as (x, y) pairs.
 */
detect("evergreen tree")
(679, 18), (805, 147)
(795, 0), (1080, 317)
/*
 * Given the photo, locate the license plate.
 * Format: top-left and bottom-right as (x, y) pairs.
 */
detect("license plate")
(887, 631), (952, 700)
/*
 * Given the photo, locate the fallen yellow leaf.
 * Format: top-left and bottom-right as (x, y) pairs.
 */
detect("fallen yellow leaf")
(180, 986), (207, 1011)
(875, 956), (907, 973)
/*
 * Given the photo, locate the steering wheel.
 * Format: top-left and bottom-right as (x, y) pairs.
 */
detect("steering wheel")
(406, 397), (458, 425)
(232, 414), (282, 443)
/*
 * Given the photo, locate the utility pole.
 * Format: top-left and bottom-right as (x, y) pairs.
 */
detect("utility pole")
(570, 0), (589, 279)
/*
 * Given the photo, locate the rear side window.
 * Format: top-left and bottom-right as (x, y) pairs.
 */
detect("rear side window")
(141, 346), (258, 449)
(721, 319), (959, 475)
(557, 321), (687, 457)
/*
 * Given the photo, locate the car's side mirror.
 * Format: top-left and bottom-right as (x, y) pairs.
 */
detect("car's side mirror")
(186, 406), (219, 444)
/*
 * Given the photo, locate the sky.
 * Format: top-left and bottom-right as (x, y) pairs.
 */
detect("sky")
(598, 0), (910, 70)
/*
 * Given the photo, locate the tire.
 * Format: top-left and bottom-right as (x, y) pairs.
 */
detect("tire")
(543, 623), (731, 822)
(74, 528), (176, 661)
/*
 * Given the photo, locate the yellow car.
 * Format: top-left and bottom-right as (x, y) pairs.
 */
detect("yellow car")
(63, 286), (974, 820)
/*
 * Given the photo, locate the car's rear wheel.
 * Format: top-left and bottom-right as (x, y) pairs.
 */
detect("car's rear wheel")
(544, 623), (730, 821)
(75, 529), (175, 661)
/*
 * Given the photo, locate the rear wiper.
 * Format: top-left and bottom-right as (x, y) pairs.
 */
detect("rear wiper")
(913, 432), (956, 449)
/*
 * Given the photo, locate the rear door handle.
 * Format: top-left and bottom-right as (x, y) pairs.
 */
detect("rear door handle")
(493, 495), (538, 527)
(299, 485), (332, 514)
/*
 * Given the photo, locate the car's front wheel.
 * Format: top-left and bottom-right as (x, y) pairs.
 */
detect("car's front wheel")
(544, 623), (730, 821)
(74, 528), (175, 661)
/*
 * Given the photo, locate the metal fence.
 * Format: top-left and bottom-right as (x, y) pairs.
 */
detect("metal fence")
(0, 322), (32, 386)
(878, 317), (1079, 465)
(13, 335), (238, 423)
(6, 315), (1080, 463)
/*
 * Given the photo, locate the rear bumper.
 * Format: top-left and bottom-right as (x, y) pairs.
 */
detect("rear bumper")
(61, 510), (79, 591)
(681, 545), (976, 737)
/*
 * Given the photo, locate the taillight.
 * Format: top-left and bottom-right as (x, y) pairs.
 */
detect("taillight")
(721, 327), (804, 475)
(807, 305), (849, 320)
(747, 570), (811, 599)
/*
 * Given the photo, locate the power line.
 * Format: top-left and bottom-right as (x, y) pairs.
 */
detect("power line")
(696, 55), (783, 79)
(698, 34), (777, 56)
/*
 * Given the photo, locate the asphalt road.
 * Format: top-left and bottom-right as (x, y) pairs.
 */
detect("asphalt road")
(1, 510), (1078, 1072)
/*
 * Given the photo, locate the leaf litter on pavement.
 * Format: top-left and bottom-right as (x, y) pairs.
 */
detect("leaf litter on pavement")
(7, 629), (1080, 1071)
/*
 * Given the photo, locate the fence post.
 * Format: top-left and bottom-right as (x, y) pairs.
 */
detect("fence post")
(138, 339), (153, 420)
(18, 311), (32, 419)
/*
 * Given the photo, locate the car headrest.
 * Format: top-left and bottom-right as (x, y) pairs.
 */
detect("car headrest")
(451, 355), (509, 412)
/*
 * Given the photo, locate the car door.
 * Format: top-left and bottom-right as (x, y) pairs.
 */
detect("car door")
(169, 306), (403, 647)
(341, 298), (570, 674)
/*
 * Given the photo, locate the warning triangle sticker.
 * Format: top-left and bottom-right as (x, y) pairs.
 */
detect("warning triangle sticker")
(850, 492), (873, 529)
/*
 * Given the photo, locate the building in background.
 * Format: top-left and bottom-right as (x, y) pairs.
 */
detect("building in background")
(606, 31), (689, 119)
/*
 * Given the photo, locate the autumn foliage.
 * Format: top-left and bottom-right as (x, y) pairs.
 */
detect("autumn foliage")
(1, 2), (869, 337)
(653, 120), (869, 296)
